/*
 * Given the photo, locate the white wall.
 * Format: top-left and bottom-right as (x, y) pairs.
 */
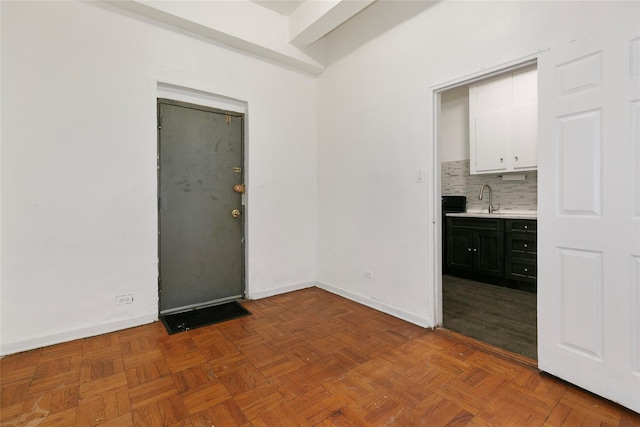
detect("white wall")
(0, 1), (317, 355)
(316, 1), (639, 326)
(439, 86), (469, 163)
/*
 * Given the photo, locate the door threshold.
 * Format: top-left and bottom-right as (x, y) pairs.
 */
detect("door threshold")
(160, 294), (244, 316)
(435, 327), (538, 370)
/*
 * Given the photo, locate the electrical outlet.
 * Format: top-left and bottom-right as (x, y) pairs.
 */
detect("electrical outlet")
(364, 271), (374, 279)
(116, 294), (133, 305)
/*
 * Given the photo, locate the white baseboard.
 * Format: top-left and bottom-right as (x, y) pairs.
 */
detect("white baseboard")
(246, 281), (315, 300)
(316, 281), (432, 328)
(0, 313), (158, 356)
(1, 282), (429, 356)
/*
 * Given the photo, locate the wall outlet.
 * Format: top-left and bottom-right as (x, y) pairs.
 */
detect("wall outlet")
(364, 271), (374, 279)
(116, 294), (133, 305)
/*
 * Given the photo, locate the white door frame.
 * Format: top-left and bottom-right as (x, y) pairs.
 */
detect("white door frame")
(428, 53), (541, 327)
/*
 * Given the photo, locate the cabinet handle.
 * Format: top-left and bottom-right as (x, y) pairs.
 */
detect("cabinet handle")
(515, 156), (519, 161)
(524, 268), (528, 272)
(468, 248), (472, 252)
(473, 248), (477, 252)
(524, 244), (528, 248)
(500, 158), (503, 163)
(524, 225), (528, 229)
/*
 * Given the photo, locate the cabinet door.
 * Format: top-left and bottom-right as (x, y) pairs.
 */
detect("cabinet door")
(511, 67), (538, 170)
(475, 110), (508, 173)
(470, 67), (538, 174)
(447, 228), (474, 271)
(475, 230), (504, 276)
(470, 75), (510, 174)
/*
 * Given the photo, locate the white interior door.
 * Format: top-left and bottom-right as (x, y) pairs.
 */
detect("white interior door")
(538, 25), (640, 412)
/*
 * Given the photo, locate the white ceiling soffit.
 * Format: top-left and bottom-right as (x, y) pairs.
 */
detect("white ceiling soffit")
(252, 0), (376, 48)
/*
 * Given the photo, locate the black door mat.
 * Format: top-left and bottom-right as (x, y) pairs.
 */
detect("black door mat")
(160, 301), (251, 334)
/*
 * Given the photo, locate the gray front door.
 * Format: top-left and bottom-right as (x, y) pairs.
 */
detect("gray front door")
(158, 99), (244, 314)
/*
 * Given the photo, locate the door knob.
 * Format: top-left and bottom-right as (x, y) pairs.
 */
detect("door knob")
(231, 209), (241, 218)
(233, 184), (245, 194)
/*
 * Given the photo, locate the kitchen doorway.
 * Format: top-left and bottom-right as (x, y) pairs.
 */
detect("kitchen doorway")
(434, 61), (539, 360)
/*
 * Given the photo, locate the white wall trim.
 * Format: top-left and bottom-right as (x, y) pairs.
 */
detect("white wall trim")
(156, 81), (248, 114)
(431, 54), (542, 93)
(316, 281), (432, 328)
(247, 281), (316, 300)
(0, 313), (157, 356)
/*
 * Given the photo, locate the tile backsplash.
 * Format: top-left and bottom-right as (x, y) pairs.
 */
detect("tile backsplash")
(441, 159), (537, 212)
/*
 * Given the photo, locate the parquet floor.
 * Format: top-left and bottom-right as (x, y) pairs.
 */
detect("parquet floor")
(1, 288), (638, 426)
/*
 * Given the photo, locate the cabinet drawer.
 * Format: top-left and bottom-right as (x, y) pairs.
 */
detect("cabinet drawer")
(506, 219), (537, 233)
(507, 235), (537, 258)
(447, 217), (504, 231)
(506, 258), (537, 282)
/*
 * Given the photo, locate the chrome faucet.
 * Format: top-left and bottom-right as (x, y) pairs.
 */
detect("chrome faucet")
(478, 184), (498, 213)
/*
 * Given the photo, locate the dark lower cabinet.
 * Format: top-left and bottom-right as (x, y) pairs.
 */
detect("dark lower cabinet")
(446, 217), (504, 281)
(505, 219), (537, 292)
(447, 216), (537, 292)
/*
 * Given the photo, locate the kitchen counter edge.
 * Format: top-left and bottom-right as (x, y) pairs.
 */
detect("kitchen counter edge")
(446, 212), (538, 220)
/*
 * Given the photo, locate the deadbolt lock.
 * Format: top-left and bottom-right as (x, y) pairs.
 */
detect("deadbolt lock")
(231, 209), (241, 218)
(233, 184), (245, 194)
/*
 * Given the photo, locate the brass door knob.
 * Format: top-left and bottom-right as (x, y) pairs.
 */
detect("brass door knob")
(231, 209), (241, 218)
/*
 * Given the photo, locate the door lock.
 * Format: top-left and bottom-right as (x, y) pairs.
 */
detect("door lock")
(231, 209), (241, 218)
(233, 184), (245, 194)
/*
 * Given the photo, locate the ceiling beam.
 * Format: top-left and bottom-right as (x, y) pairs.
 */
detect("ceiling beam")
(289, 0), (375, 47)
(104, 0), (325, 75)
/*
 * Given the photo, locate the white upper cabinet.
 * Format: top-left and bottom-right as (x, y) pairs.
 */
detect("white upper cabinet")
(469, 67), (538, 174)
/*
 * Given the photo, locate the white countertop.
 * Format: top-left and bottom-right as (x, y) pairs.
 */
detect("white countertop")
(446, 211), (537, 220)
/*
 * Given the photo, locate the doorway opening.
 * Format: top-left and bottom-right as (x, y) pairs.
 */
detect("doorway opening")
(434, 60), (539, 360)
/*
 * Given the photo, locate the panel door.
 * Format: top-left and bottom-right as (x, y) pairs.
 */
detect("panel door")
(537, 25), (640, 412)
(158, 99), (244, 314)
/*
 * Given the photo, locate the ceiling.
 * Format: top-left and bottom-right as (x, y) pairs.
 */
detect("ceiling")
(250, 0), (305, 16)
(107, 0), (376, 75)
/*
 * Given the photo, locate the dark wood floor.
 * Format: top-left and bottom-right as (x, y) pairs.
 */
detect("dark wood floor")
(1, 287), (638, 426)
(442, 275), (537, 360)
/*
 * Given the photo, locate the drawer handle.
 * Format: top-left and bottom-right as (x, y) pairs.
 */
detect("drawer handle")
(473, 248), (477, 252)
(468, 248), (472, 252)
(524, 225), (528, 229)
(524, 244), (528, 248)
(524, 268), (528, 272)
